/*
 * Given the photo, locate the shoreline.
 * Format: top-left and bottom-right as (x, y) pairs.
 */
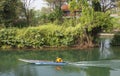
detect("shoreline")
(0, 33), (119, 51)
(0, 44), (97, 51)
(98, 33), (115, 38)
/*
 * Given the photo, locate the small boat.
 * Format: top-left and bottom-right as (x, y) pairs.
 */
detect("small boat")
(18, 59), (67, 66)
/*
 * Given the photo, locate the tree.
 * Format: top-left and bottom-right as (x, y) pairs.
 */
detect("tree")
(116, 0), (120, 9)
(21, 0), (35, 26)
(44, 0), (62, 10)
(0, 0), (5, 26)
(0, 0), (23, 27)
(100, 0), (116, 12)
(91, 0), (117, 12)
(43, 0), (63, 23)
(44, 0), (55, 10)
(68, 0), (114, 46)
(92, 0), (101, 11)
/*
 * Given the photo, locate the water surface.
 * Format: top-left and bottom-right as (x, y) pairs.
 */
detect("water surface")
(0, 39), (120, 76)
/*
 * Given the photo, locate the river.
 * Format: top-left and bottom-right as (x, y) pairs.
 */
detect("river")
(0, 39), (120, 76)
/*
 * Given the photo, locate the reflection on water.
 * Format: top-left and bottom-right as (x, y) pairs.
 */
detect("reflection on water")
(99, 39), (114, 59)
(0, 38), (120, 76)
(86, 67), (110, 76)
(1, 62), (119, 76)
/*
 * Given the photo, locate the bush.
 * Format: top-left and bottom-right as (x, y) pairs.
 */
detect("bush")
(0, 24), (83, 49)
(0, 28), (17, 47)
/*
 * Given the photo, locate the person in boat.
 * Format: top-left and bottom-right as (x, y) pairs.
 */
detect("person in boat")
(56, 57), (63, 63)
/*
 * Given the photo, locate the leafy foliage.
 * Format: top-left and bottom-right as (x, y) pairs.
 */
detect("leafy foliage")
(0, 0), (23, 27)
(0, 0), (119, 49)
(78, 4), (114, 43)
(0, 24), (83, 49)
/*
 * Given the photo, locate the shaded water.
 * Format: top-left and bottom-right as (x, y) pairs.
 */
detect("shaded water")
(0, 39), (120, 76)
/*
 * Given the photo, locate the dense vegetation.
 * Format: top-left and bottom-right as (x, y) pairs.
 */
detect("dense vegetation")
(0, 24), (81, 49)
(0, 0), (120, 49)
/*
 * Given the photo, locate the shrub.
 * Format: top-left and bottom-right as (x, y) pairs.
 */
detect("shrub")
(0, 24), (83, 49)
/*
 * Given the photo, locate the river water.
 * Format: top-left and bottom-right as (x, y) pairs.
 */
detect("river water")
(0, 39), (120, 76)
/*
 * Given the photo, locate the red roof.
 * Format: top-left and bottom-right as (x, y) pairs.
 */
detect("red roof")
(61, 4), (69, 11)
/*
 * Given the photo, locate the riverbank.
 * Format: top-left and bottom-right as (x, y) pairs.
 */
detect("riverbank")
(0, 24), (119, 50)
(98, 33), (115, 38)
(99, 32), (120, 46)
(0, 43), (96, 51)
(0, 24), (96, 50)
(0, 31), (119, 51)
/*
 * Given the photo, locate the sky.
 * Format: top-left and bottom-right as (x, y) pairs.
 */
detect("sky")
(30, 0), (48, 10)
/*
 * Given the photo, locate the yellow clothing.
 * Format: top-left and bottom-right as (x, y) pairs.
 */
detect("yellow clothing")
(56, 57), (63, 63)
